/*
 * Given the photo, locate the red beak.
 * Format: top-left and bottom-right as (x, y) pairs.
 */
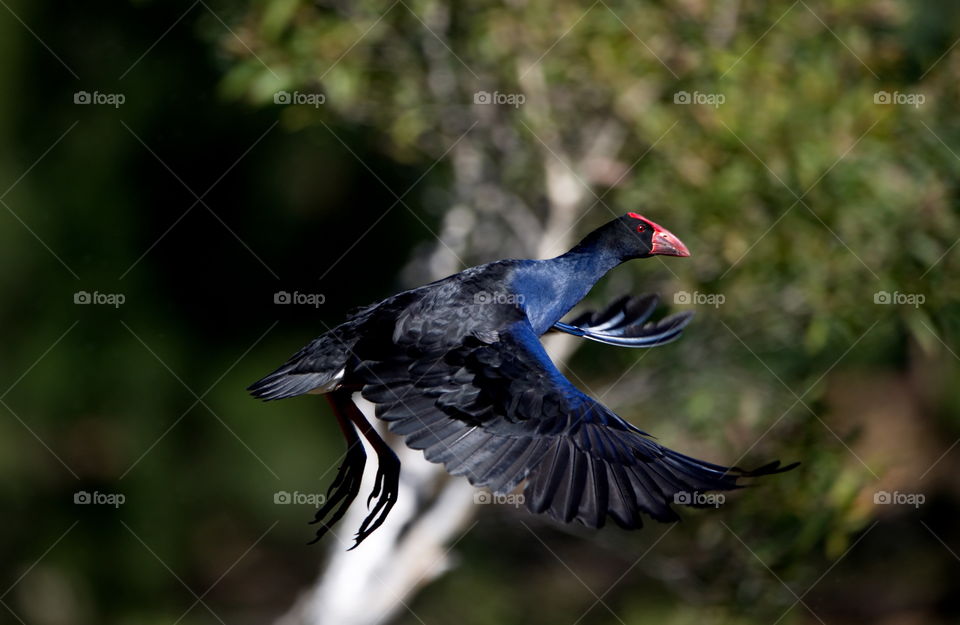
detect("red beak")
(648, 222), (691, 257)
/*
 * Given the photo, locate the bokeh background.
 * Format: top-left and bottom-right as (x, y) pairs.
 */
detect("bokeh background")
(3, 0), (960, 623)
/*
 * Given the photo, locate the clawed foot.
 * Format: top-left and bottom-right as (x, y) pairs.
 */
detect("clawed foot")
(349, 448), (401, 549)
(308, 441), (367, 544)
(314, 392), (403, 549)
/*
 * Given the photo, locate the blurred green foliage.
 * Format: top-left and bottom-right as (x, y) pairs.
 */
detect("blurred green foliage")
(2, 0), (960, 624)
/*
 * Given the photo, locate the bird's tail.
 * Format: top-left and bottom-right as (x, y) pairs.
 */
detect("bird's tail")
(248, 338), (347, 400)
(247, 365), (339, 400)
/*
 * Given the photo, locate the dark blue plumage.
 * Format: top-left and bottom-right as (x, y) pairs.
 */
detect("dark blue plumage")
(249, 213), (795, 548)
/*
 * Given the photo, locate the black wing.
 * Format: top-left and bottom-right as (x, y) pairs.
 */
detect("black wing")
(359, 319), (793, 529)
(551, 294), (693, 348)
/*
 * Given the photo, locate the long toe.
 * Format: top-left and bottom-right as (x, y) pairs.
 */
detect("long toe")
(308, 447), (367, 544)
(350, 461), (401, 549)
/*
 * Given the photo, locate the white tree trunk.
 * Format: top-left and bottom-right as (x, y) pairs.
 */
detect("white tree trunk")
(275, 52), (627, 625)
(275, 398), (477, 625)
(274, 200), (580, 625)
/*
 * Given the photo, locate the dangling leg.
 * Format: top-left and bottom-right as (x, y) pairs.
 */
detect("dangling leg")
(341, 398), (401, 549)
(308, 392), (367, 544)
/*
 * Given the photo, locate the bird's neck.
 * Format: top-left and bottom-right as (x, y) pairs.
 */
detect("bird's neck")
(513, 243), (624, 335)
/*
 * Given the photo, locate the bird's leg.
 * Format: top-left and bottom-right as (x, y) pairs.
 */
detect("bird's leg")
(341, 398), (401, 549)
(308, 392), (367, 545)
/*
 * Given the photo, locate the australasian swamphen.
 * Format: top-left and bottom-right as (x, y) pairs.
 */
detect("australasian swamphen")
(249, 213), (796, 548)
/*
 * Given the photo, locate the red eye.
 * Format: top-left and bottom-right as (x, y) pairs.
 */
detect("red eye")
(636, 224), (646, 233)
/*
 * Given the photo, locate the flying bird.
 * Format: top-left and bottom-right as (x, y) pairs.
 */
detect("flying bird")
(249, 213), (795, 548)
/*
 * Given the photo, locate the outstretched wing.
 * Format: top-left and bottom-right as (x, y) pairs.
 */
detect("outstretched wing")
(551, 294), (693, 348)
(359, 319), (793, 529)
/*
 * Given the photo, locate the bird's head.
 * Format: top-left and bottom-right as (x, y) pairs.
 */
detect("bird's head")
(595, 212), (691, 260)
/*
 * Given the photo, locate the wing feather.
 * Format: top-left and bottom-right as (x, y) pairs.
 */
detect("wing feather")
(358, 317), (795, 530)
(552, 294), (694, 348)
